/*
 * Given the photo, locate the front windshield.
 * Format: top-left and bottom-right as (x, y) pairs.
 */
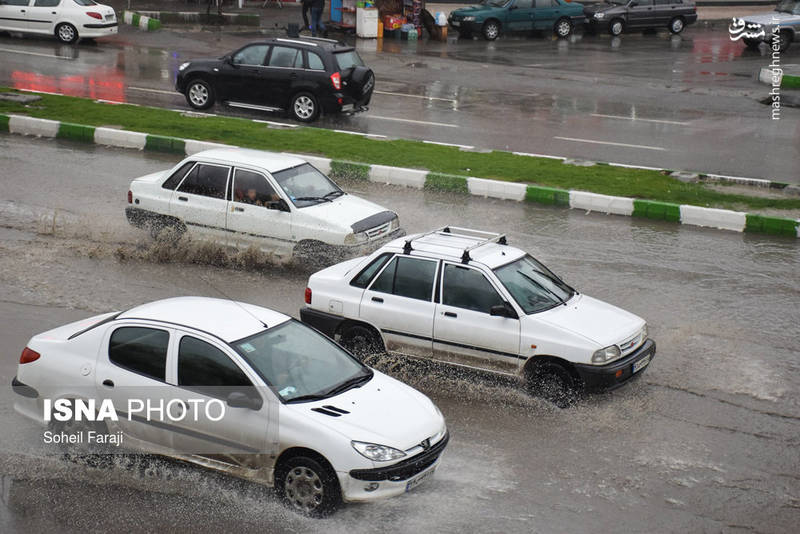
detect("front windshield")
(493, 255), (575, 315)
(271, 163), (343, 208)
(232, 320), (371, 403)
(776, 0), (800, 14)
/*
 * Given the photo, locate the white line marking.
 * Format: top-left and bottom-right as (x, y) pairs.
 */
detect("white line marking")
(513, 151), (565, 161)
(0, 47), (74, 60)
(423, 140), (473, 149)
(368, 115), (458, 128)
(333, 129), (387, 138)
(128, 86), (176, 96)
(554, 136), (667, 151)
(252, 119), (298, 128)
(590, 113), (690, 126)
(373, 90), (456, 104)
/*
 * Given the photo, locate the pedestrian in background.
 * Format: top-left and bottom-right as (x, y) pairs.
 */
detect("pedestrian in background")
(310, 0), (326, 37)
(301, 0), (312, 31)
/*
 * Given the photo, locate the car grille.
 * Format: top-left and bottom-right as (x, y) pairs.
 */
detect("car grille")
(366, 221), (391, 239)
(619, 329), (645, 356)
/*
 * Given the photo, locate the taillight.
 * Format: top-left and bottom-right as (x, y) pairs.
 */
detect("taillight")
(304, 287), (312, 304)
(330, 72), (341, 91)
(127, 190), (133, 204)
(87, 11), (103, 20)
(20, 347), (41, 364)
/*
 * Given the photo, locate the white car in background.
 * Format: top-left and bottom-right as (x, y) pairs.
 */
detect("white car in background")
(126, 148), (403, 259)
(301, 227), (656, 407)
(12, 297), (448, 516)
(0, 0), (117, 44)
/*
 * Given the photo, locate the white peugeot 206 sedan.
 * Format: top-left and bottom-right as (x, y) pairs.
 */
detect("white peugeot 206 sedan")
(301, 227), (656, 407)
(0, 0), (117, 44)
(12, 297), (447, 516)
(126, 148), (404, 259)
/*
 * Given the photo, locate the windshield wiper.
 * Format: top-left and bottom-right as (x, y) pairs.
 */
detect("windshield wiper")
(518, 271), (567, 307)
(323, 190), (345, 200)
(293, 196), (332, 203)
(325, 372), (373, 397)
(285, 393), (330, 404)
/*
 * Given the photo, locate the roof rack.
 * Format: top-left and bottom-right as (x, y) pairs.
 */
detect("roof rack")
(302, 36), (342, 45)
(402, 226), (507, 264)
(275, 38), (318, 47)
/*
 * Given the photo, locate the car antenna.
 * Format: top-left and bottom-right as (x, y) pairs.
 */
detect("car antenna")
(197, 273), (270, 329)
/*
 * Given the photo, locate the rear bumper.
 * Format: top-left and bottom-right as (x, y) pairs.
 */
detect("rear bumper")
(319, 90), (372, 115)
(12, 376), (39, 399)
(80, 22), (118, 38)
(300, 307), (345, 339)
(574, 339), (656, 392)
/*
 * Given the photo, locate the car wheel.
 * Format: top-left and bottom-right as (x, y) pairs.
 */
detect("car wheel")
(668, 16), (684, 34)
(55, 23), (78, 44)
(609, 19), (624, 36)
(743, 37), (761, 50)
(554, 17), (573, 38)
(185, 79), (215, 110)
(778, 30), (792, 52)
(275, 456), (341, 517)
(526, 361), (579, 408)
(290, 92), (319, 122)
(482, 19), (500, 41)
(340, 324), (384, 360)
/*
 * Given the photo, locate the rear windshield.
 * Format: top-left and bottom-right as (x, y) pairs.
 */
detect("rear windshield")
(333, 50), (364, 71)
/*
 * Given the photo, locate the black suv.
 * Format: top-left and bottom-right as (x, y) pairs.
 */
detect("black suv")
(585, 0), (697, 36)
(175, 37), (375, 122)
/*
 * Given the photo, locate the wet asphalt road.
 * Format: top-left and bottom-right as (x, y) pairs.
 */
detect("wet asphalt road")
(0, 24), (798, 182)
(1, 135), (799, 533)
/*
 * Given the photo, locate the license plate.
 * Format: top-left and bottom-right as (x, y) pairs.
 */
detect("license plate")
(405, 466), (435, 492)
(451, 21), (460, 27)
(341, 104), (354, 112)
(105, 14), (114, 20)
(632, 354), (651, 374)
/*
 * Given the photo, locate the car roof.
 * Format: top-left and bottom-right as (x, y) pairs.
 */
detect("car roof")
(248, 37), (353, 51)
(380, 229), (526, 270)
(118, 296), (290, 343)
(188, 148), (307, 174)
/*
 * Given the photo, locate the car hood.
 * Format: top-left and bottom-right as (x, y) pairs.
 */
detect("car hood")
(451, 6), (496, 17)
(741, 12), (800, 25)
(534, 294), (644, 348)
(585, 3), (624, 15)
(289, 371), (445, 451)
(297, 194), (395, 232)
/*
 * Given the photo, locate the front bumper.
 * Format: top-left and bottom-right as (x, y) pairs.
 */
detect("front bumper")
(574, 339), (656, 392)
(448, 19), (480, 34)
(341, 226), (406, 250)
(300, 306), (345, 339)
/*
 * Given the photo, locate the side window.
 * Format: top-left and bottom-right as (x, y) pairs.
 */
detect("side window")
(232, 44), (269, 66)
(307, 52), (325, 71)
(351, 253), (393, 288)
(516, 0), (533, 8)
(177, 336), (253, 396)
(34, 0), (61, 6)
(3, 0), (31, 5)
(268, 46), (300, 68)
(233, 169), (280, 207)
(109, 327), (169, 381)
(654, 0), (670, 4)
(533, 0), (548, 8)
(162, 161), (195, 190)
(442, 264), (504, 314)
(370, 256), (437, 301)
(177, 164), (229, 199)
(634, 0), (653, 5)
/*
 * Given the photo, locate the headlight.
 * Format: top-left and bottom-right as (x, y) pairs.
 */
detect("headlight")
(390, 217), (400, 231)
(463, 16), (475, 22)
(352, 441), (407, 462)
(641, 323), (648, 341)
(179, 62), (190, 71)
(592, 345), (621, 364)
(594, 12), (605, 19)
(344, 232), (369, 245)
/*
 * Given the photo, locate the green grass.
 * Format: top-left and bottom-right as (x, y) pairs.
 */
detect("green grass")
(1, 89), (799, 212)
(329, 161), (370, 181)
(782, 75), (800, 90)
(425, 173), (469, 193)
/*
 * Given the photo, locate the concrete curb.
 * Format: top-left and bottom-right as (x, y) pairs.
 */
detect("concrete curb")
(2, 113), (798, 240)
(133, 10), (261, 27)
(122, 11), (162, 31)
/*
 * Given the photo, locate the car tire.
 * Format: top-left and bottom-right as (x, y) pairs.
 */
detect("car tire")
(609, 18), (624, 36)
(778, 30), (792, 52)
(554, 17), (573, 38)
(275, 456), (341, 517)
(668, 16), (685, 34)
(743, 37), (761, 50)
(526, 361), (579, 408)
(482, 19), (500, 41)
(55, 23), (78, 44)
(340, 324), (384, 360)
(290, 92), (320, 122)
(185, 79), (215, 110)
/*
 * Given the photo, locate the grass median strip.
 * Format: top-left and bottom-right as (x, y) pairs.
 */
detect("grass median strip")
(329, 161), (370, 181)
(0, 89), (798, 213)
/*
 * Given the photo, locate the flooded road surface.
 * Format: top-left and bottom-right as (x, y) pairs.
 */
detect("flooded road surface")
(0, 26), (797, 182)
(1, 135), (799, 532)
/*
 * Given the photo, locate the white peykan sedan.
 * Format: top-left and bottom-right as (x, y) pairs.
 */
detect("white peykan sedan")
(126, 148), (404, 259)
(12, 297), (448, 516)
(0, 0), (117, 44)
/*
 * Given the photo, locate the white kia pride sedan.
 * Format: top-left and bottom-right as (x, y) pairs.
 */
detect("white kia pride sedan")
(0, 0), (117, 44)
(126, 148), (404, 259)
(300, 227), (656, 407)
(12, 297), (447, 516)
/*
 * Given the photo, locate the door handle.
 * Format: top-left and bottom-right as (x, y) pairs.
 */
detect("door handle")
(371, 296), (384, 303)
(290, 72), (298, 79)
(52, 11), (57, 14)
(178, 196), (188, 202)
(444, 311), (458, 318)
(169, 400), (187, 419)
(234, 206), (245, 212)
(102, 379), (115, 388)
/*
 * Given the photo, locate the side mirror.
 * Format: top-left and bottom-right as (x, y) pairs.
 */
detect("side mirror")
(276, 199), (291, 212)
(226, 391), (263, 410)
(629, 1), (638, 6)
(490, 303), (518, 319)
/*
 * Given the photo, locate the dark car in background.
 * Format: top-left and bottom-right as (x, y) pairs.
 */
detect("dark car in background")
(585, 0), (697, 36)
(175, 37), (374, 122)
(448, 0), (586, 40)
